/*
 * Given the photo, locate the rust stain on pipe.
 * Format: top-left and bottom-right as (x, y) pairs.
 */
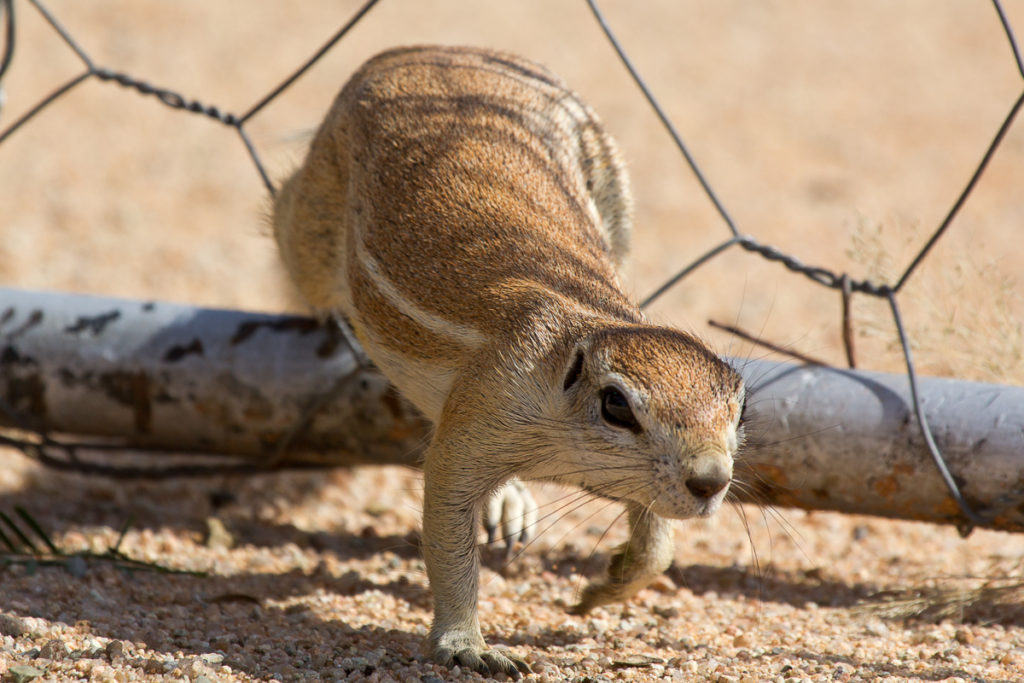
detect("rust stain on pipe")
(98, 370), (152, 434)
(64, 310), (120, 335)
(872, 463), (916, 500)
(163, 338), (205, 362)
(229, 317), (320, 346)
(4, 309), (43, 340)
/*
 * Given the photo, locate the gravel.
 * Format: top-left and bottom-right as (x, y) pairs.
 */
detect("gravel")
(0, 458), (1022, 682)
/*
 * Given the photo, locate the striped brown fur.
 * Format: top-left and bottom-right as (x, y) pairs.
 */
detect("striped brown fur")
(273, 46), (745, 678)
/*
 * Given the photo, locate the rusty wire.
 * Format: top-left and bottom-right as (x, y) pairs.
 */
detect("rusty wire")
(2, 0), (1023, 534)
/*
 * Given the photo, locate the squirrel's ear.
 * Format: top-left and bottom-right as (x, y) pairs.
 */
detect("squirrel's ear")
(563, 350), (585, 391)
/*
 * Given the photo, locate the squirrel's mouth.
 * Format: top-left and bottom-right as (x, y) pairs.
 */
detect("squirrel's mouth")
(577, 480), (730, 520)
(643, 482), (730, 520)
(694, 491), (727, 517)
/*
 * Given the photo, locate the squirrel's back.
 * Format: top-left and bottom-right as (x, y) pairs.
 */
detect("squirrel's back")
(274, 46), (637, 418)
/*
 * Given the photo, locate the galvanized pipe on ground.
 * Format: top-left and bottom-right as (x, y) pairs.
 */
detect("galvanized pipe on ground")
(2, 287), (1022, 532)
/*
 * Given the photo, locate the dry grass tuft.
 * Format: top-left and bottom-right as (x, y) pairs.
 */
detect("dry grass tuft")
(858, 563), (1024, 622)
(845, 215), (1023, 384)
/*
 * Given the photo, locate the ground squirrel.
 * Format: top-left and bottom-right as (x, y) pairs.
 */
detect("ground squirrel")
(273, 45), (746, 678)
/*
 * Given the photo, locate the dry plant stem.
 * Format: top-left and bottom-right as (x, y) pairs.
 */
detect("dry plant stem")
(707, 319), (829, 367)
(0, 552), (206, 576)
(859, 574), (1024, 622)
(840, 274), (857, 369)
(0, 506), (204, 576)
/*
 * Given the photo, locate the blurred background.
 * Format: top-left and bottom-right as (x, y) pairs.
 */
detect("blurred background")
(2, 0), (1022, 382)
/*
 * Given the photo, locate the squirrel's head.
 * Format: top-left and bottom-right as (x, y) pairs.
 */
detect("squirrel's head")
(557, 325), (745, 519)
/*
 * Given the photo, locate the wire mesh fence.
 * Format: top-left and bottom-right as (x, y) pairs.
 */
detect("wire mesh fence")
(1, 0), (1022, 535)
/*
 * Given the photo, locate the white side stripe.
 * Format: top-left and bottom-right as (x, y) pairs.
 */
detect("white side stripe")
(354, 234), (488, 349)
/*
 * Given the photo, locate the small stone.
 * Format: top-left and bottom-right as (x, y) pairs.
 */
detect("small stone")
(865, 621), (889, 637)
(142, 658), (167, 674)
(336, 570), (363, 594)
(420, 676), (445, 683)
(652, 605), (680, 619)
(39, 639), (68, 660)
(733, 633), (752, 648)
(0, 614), (28, 637)
(612, 655), (664, 668)
(195, 677), (215, 683)
(954, 628), (973, 645)
(210, 634), (233, 651)
(64, 555), (88, 578)
(105, 640), (125, 661)
(204, 517), (235, 550)
(7, 665), (43, 683)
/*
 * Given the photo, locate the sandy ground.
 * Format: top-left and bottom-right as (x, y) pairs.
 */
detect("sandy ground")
(2, 1), (1024, 681)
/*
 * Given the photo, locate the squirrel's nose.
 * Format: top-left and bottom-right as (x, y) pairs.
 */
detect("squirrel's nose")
(686, 473), (730, 499)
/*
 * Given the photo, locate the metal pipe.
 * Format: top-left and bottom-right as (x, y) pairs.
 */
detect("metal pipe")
(0, 287), (428, 467)
(736, 359), (1024, 532)
(2, 287), (1022, 531)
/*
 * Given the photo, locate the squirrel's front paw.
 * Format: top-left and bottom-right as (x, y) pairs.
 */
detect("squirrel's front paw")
(431, 631), (531, 679)
(435, 646), (532, 679)
(484, 479), (538, 556)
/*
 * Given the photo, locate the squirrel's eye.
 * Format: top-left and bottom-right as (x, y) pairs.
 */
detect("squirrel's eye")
(601, 387), (639, 431)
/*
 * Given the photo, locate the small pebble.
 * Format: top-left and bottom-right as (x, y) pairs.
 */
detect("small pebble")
(730, 632), (750, 647)
(865, 621), (889, 637)
(204, 516), (235, 550)
(105, 640), (125, 661)
(64, 556), (87, 579)
(652, 605), (680, 619)
(612, 654), (664, 668)
(7, 665), (43, 683)
(142, 658), (167, 674)
(39, 639), (69, 660)
(0, 614), (28, 637)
